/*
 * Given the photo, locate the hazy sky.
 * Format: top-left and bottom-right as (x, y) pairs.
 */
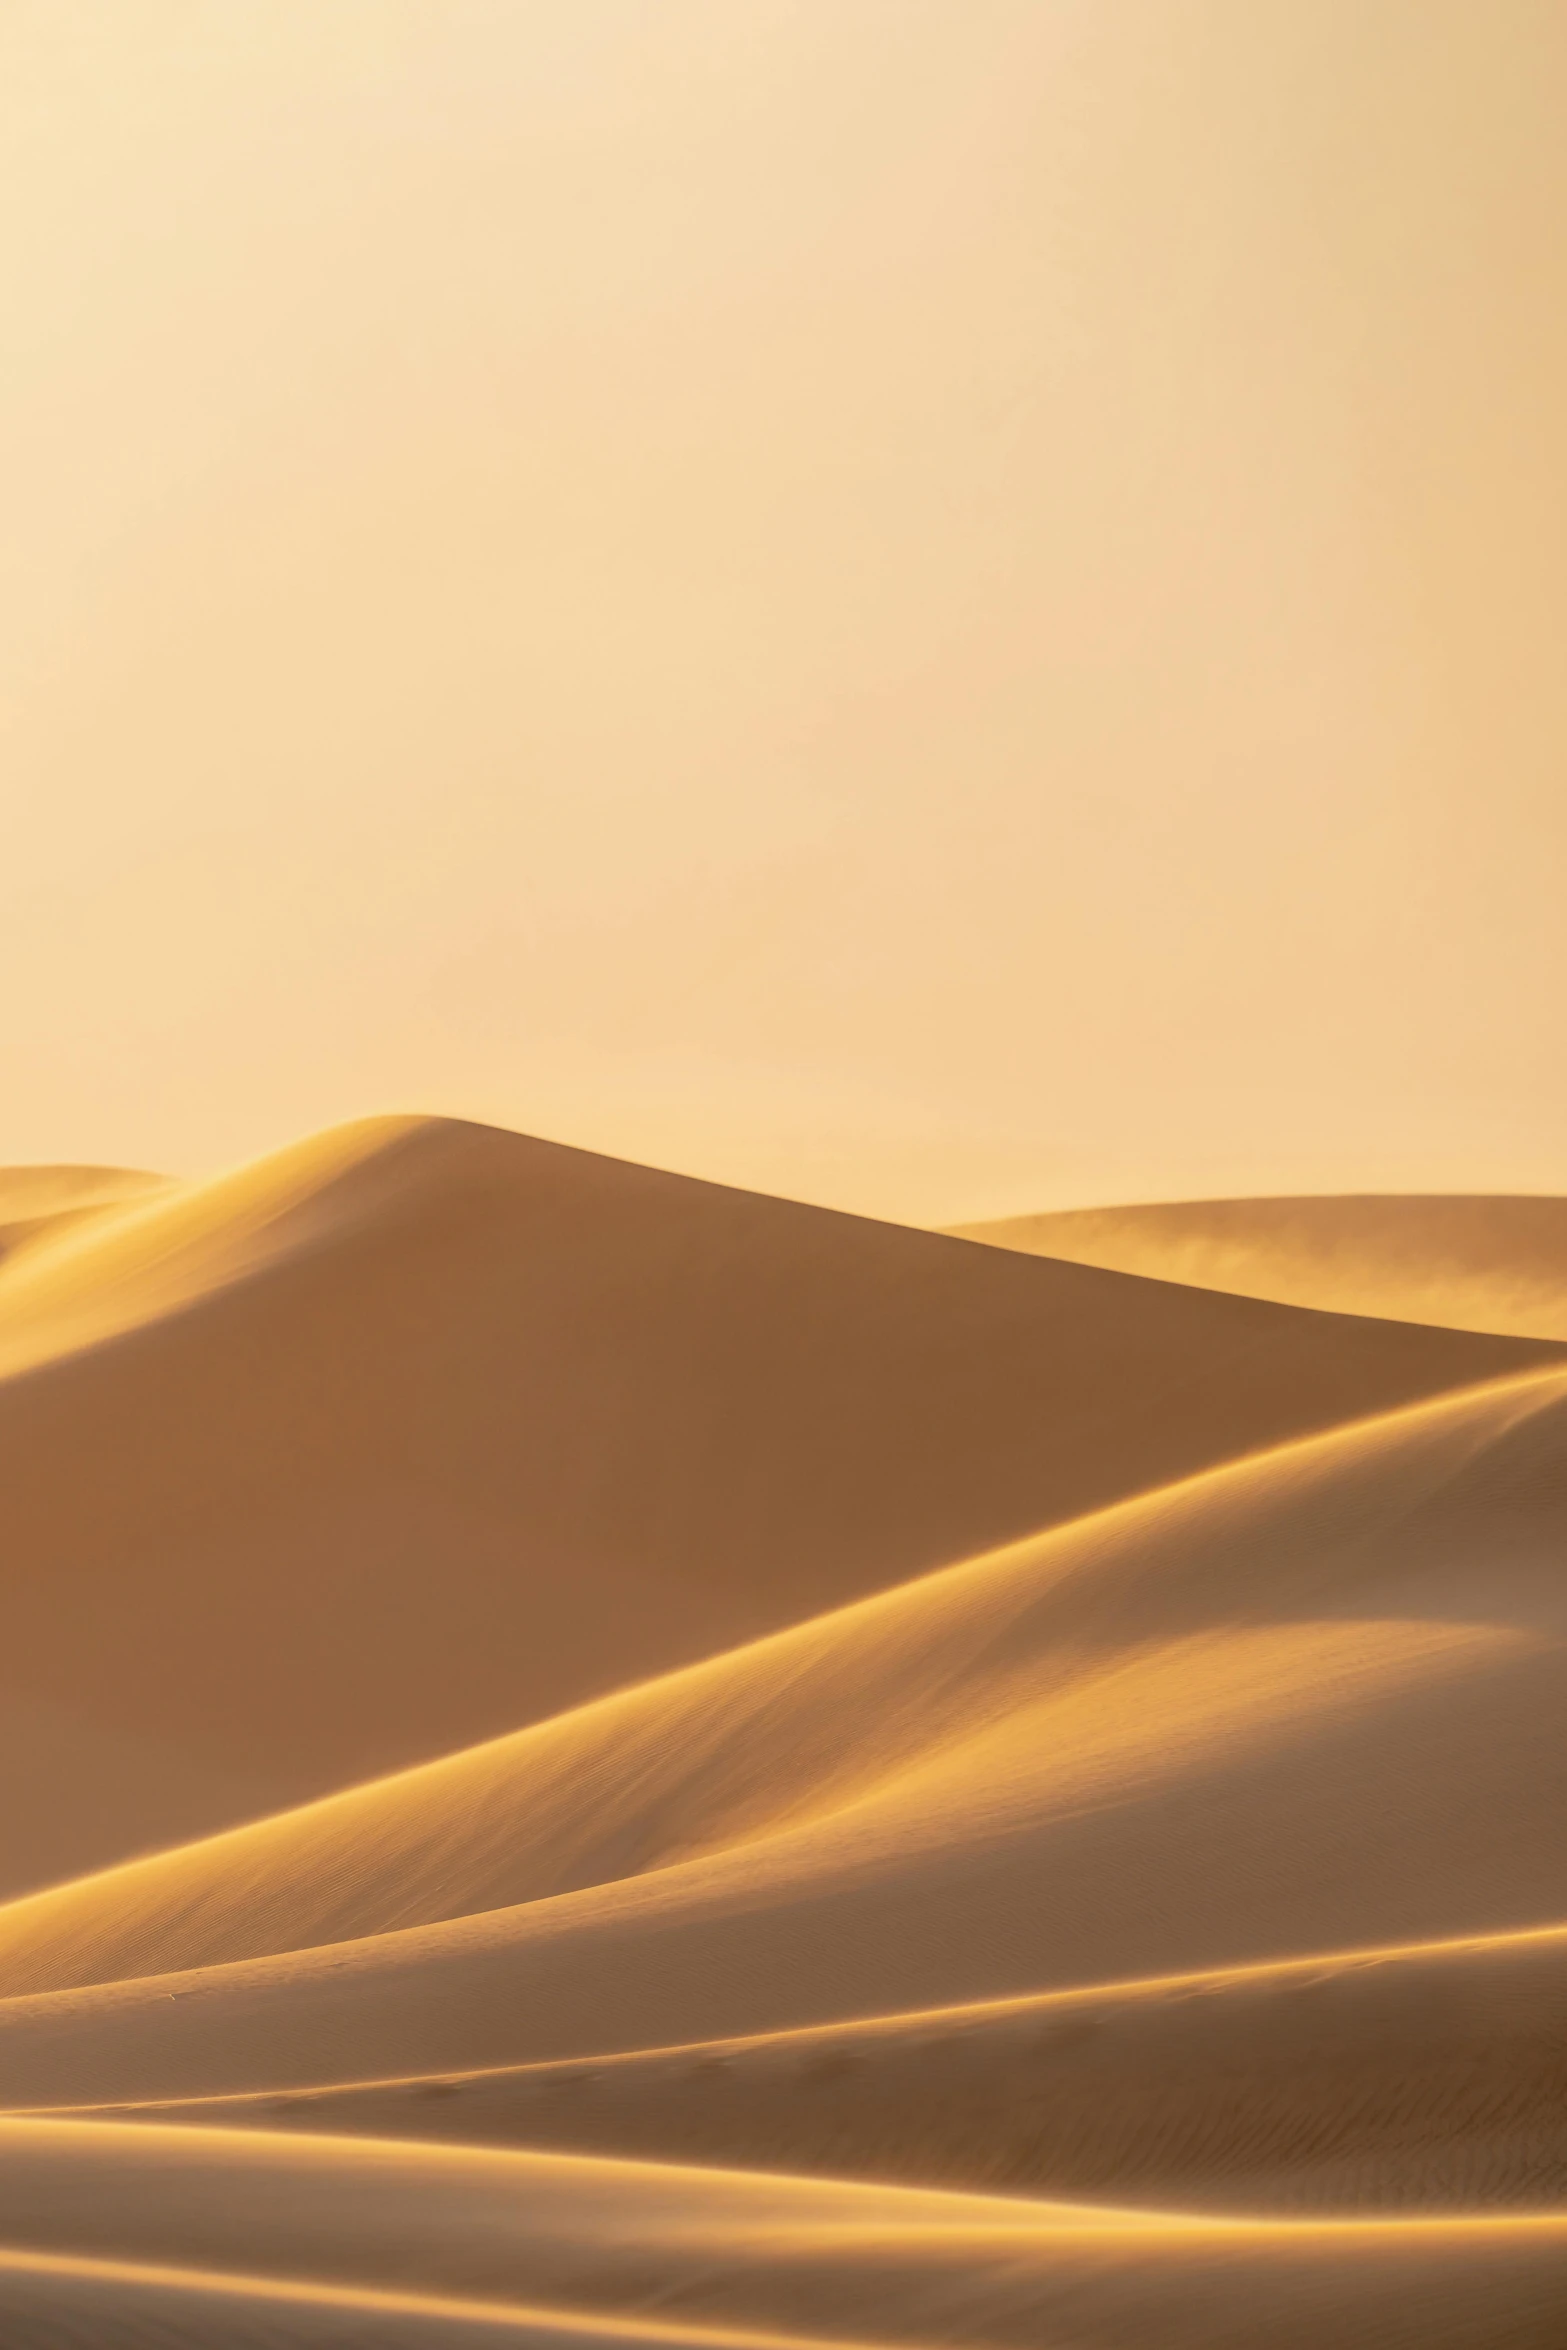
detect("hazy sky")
(5, 1), (1565, 1220)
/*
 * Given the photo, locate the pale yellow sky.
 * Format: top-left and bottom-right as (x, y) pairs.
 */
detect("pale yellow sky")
(4, 2), (1564, 1222)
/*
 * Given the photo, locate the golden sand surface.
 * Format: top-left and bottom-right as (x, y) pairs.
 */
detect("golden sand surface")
(3, 1118), (1567, 2345)
(953, 1196), (1567, 1342)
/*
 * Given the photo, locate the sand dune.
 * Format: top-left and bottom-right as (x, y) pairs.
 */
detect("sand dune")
(1, 1116), (1548, 1899)
(5, 1116), (1567, 2344)
(0, 2247), (821, 2350)
(0, 1164), (171, 1223)
(953, 1194), (1567, 1340)
(0, 1163), (171, 1265)
(110, 1919), (1567, 2215)
(3, 2119), (1567, 2349)
(3, 1360), (1566, 2118)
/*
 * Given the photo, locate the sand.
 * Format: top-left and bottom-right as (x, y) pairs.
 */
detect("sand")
(1, 1118), (1547, 1898)
(2, 1118), (1566, 2345)
(952, 1194), (1567, 1340)
(0, 1163), (172, 1266)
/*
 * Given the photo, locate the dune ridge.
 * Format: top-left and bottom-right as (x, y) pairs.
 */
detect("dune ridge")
(0, 2245), (841, 2350)
(0, 1359), (1560, 2005)
(5, 1116), (1567, 2343)
(952, 1194), (1567, 1341)
(0, 1163), (171, 1222)
(2, 2120), (1567, 2348)
(0, 1163), (172, 1268)
(1, 1115), (1551, 1902)
(2, 1356), (1567, 2126)
(89, 1916), (1567, 2214)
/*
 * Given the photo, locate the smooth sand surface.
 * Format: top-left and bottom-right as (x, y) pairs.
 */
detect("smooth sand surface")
(90, 1921), (1567, 2215)
(0, 2246), (839, 2349)
(0, 1163), (173, 1267)
(953, 1195), (1567, 1340)
(5, 1121), (1567, 2344)
(0, 1164), (171, 1220)
(0, 1117), (1548, 1897)
(4, 2120), (1567, 2349)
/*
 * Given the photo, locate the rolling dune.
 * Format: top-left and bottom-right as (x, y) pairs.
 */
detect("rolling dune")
(2, 2120), (1567, 2349)
(0, 1117), (1548, 1898)
(108, 1920), (1567, 2215)
(2, 1360), (1567, 2116)
(5, 1120), (1567, 2344)
(0, 1164), (171, 1220)
(4, 1356), (1559, 1999)
(0, 2252), (816, 2350)
(952, 1196), (1567, 1341)
(0, 1164), (172, 1266)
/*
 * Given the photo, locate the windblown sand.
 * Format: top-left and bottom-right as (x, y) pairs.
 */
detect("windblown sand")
(3, 1117), (1566, 2345)
(953, 1194), (1567, 1341)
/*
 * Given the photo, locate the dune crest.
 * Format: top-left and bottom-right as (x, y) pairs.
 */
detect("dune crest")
(952, 1194), (1567, 1340)
(66, 1918), (1567, 2213)
(5, 1116), (1567, 2342)
(2, 1358), (1566, 2137)
(0, 1361), (1558, 2002)
(1, 1114), (1550, 1901)
(0, 1163), (172, 1268)
(1, 2119), (1566, 2348)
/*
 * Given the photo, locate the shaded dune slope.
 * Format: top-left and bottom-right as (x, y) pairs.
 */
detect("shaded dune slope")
(0, 2253), (803, 2350)
(8, 1123), (1567, 2345)
(3, 1364), (1567, 2120)
(0, 1163), (171, 1266)
(114, 1921), (1567, 2217)
(953, 1194), (1567, 1341)
(0, 1164), (171, 1224)
(0, 1117), (1549, 1899)
(2, 2119), (1567, 2350)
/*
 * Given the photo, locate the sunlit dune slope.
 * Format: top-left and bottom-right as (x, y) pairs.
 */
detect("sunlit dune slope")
(0, 1164), (171, 1221)
(123, 1922), (1567, 2216)
(3, 1365), (1566, 2111)
(1, 1116), (1549, 1901)
(4, 1141), (1567, 2342)
(952, 1195), (1567, 1340)
(0, 1691), (282, 1953)
(0, 2255), (793, 2350)
(3, 2120), (1567, 2350)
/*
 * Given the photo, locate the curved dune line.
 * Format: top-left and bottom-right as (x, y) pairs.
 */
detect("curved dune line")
(1, 1115), (1553, 1900)
(0, 1164), (173, 1278)
(0, 1353), (1561, 1997)
(0, 2246), (846, 2349)
(49, 1915), (1567, 2211)
(0, 1358), (1564, 2119)
(2, 2121), (1567, 2349)
(0, 1165), (171, 1223)
(0, 1124), (423, 1371)
(953, 1193), (1567, 1342)
(7, 1124), (1567, 2340)
(55, 1907), (1567, 2103)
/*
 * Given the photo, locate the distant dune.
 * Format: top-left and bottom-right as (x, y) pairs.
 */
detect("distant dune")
(951, 1195), (1567, 1340)
(7, 2119), (1567, 2347)
(1, 1117), (1549, 1899)
(0, 1164), (172, 1266)
(4, 1121), (1567, 2343)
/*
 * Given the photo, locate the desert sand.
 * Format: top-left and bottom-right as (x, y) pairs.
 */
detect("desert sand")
(953, 1195), (1567, 1341)
(3, 1119), (1567, 2345)
(2, 1117), (1547, 1899)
